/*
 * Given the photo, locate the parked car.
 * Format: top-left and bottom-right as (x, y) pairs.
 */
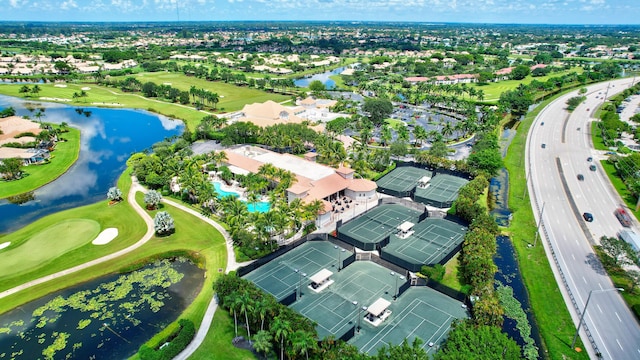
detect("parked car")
(583, 212), (594, 222)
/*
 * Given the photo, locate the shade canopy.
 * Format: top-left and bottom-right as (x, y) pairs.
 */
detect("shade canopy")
(309, 268), (333, 284)
(398, 221), (415, 232)
(367, 298), (391, 317)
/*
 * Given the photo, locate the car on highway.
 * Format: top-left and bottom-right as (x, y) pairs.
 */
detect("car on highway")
(540, 122), (544, 125)
(614, 208), (633, 227)
(577, 174), (584, 181)
(583, 212), (594, 222)
(541, 143), (546, 149)
(587, 156), (593, 162)
(589, 164), (597, 171)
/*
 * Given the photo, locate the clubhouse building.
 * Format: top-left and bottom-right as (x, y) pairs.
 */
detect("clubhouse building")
(222, 145), (377, 226)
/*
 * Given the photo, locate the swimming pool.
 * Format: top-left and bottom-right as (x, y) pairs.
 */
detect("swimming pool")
(212, 181), (271, 213)
(213, 181), (240, 198)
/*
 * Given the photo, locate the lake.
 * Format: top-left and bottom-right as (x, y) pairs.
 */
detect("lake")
(0, 258), (204, 360)
(0, 96), (184, 234)
(294, 66), (347, 89)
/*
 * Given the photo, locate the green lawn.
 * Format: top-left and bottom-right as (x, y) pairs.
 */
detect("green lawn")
(504, 89), (590, 359)
(189, 310), (255, 360)
(0, 127), (80, 199)
(0, 218), (100, 277)
(0, 169), (237, 359)
(111, 72), (290, 112)
(476, 67), (584, 102)
(0, 173), (145, 299)
(0, 83), (206, 130)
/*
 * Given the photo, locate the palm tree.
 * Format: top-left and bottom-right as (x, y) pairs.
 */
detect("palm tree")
(30, 84), (41, 97)
(271, 317), (292, 360)
(413, 125), (428, 147)
(291, 330), (317, 360)
(254, 298), (270, 331)
(224, 294), (241, 337)
(253, 330), (273, 358)
(238, 293), (254, 344)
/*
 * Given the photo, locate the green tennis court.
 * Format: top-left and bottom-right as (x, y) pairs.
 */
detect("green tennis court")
(337, 204), (423, 250)
(291, 291), (357, 339)
(350, 287), (469, 355)
(376, 167), (433, 198)
(243, 241), (352, 301)
(414, 174), (468, 208)
(381, 219), (467, 272)
(244, 243), (468, 352)
(290, 261), (403, 340)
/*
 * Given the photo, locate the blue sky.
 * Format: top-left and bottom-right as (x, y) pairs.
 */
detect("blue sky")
(1, 0), (638, 25)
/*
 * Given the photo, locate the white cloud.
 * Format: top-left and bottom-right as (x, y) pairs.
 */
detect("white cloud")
(61, 0), (78, 10)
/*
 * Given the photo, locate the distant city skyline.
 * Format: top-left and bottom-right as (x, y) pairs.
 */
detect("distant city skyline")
(0, 0), (639, 25)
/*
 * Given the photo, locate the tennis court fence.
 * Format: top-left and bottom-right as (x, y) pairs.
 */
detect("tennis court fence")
(237, 233), (327, 277)
(379, 197), (428, 219)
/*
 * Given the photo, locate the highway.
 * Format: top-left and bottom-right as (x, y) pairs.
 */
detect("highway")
(526, 78), (640, 360)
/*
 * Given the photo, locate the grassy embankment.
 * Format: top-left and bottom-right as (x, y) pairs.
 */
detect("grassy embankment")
(476, 67), (584, 102)
(591, 124), (640, 312)
(504, 92), (589, 359)
(0, 78), (289, 131)
(0, 126), (80, 199)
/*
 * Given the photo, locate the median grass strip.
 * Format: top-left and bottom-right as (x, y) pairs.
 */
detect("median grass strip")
(0, 126), (80, 199)
(505, 91), (589, 359)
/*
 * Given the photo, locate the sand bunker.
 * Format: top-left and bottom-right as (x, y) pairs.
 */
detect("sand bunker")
(92, 228), (118, 245)
(81, 87), (91, 91)
(54, 84), (67, 88)
(0, 242), (10, 250)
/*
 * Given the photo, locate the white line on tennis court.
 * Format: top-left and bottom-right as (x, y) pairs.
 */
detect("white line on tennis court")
(358, 298), (456, 353)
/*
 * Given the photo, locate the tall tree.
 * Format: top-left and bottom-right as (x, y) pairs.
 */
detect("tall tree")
(363, 98), (393, 127)
(0, 158), (23, 180)
(271, 317), (292, 360)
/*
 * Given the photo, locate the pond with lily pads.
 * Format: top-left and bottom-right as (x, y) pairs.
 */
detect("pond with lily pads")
(0, 258), (203, 360)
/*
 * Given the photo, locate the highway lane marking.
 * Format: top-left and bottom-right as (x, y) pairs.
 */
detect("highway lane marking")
(575, 239), (579, 245)
(615, 312), (621, 322)
(571, 253), (575, 260)
(583, 276), (587, 284)
(616, 339), (623, 350)
(597, 304), (602, 313)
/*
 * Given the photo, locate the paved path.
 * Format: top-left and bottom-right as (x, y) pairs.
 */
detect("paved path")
(0, 177), (251, 359)
(165, 197), (254, 360)
(0, 177), (154, 300)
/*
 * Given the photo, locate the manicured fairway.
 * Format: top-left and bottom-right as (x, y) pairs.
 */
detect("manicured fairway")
(475, 67), (584, 102)
(0, 219), (100, 278)
(115, 72), (291, 111)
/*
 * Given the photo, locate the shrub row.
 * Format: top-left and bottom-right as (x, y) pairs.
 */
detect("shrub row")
(139, 319), (195, 360)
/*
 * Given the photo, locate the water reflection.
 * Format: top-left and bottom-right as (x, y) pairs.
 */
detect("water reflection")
(0, 95), (184, 233)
